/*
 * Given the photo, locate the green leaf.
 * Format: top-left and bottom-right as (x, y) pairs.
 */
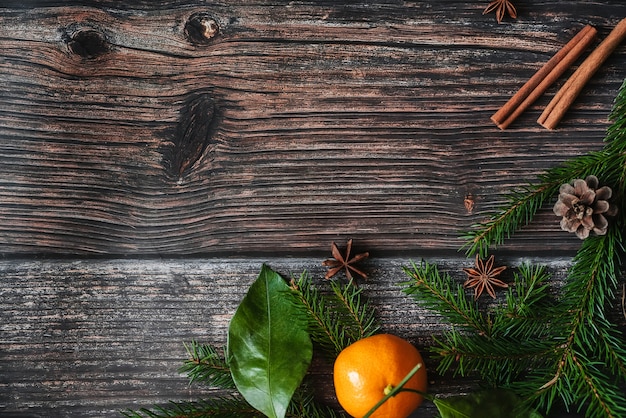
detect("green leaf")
(434, 389), (543, 418)
(227, 264), (313, 418)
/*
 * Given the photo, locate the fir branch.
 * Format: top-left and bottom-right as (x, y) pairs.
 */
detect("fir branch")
(179, 341), (234, 389)
(607, 78), (626, 146)
(433, 330), (556, 385)
(525, 228), (626, 416)
(492, 264), (557, 341)
(121, 397), (264, 418)
(125, 349), (344, 418)
(528, 350), (626, 418)
(288, 272), (347, 357)
(564, 233), (620, 321)
(401, 259), (490, 336)
(592, 318), (626, 379)
(462, 182), (557, 258)
(402, 256), (626, 415)
(405, 262), (558, 385)
(328, 278), (379, 344)
(288, 400), (345, 418)
(288, 272), (379, 358)
(485, 220), (626, 416)
(503, 264), (552, 316)
(125, 271), (362, 418)
(462, 150), (613, 258)
(288, 385), (348, 418)
(571, 360), (626, 418)
(471, 79), (626, 414)
(121, 394), (343, 418)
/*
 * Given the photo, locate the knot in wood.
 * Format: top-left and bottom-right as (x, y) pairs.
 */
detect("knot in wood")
(185, 13), (220, 45)
(67, 29), (109, 59)
(161, 91), (219, 180)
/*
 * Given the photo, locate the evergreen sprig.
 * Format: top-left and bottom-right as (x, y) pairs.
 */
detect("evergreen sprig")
(122, 392), (344, 418)
(123, 340), (348, 418)
(121, 397), (264, 418)
(402, 260), (490, 336)
(287, 386), (347, 418)
(179, 341), (234, 389)
(438, 77), (626, 417)
(462, 182), (559, 258)
(493, 264), (556, 341)
(517, 228), (626, 417)
(288, 272), (380, 358)
(327, 278), (380, 346)
(288, 273), (345, 356)
(402, 260), (557, 386)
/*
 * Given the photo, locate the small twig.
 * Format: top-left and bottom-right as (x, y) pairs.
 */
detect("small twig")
(363, 363), (426, 418)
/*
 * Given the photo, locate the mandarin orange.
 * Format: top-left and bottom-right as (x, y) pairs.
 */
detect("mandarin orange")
(333, 334), (427, 418)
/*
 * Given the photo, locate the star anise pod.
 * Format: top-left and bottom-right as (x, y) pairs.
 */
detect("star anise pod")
(463, 255), (507, 299)
(483, 0), (517, 23)
(322, 239), (369, 280)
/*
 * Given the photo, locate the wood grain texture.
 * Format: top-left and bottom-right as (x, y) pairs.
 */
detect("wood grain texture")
(0, 2), (625, 255)
(1, 2), (626, 417)
(4, 256), (620, 417)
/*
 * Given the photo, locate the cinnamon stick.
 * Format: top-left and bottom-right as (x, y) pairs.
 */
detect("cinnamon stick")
(491, 25), (597, 130)
(539, 17), (626, 130)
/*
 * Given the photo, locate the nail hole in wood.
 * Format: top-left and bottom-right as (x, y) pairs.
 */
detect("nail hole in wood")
(185, 12), (220, 45)
(68, 30), (109, 59)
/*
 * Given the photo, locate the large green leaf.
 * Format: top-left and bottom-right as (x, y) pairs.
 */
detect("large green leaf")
(227, 264), (313, 418)
(434, 389), (543, 418)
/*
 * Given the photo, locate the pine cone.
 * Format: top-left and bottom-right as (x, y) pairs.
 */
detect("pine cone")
(553, 175), (617, 239)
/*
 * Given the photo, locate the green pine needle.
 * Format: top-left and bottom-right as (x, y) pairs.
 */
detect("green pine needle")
(493, 264), (557, 341)
(439, 77), (626, 417)
(121, 397), (264, 418)
(288, 272), (379, 358)
(462, 182), (558, 258)
(402, 260), (557, 385)
(401, 259), (490, 336)
(328, 278), (380, 345)
(125, 341), (345, 418)
(288, 386), (348, 418)
(522, 228), (626, 417)
(179, 341), (235, 389)
(121, 395), (344, 418)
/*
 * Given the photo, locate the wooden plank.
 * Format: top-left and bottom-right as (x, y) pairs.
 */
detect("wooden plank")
(5, 256), (618, 417)
(0, 3), (625, 255)
(1, 2), (626, 417)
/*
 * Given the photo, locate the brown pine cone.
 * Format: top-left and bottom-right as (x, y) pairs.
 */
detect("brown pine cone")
(553, 175), (617, 239)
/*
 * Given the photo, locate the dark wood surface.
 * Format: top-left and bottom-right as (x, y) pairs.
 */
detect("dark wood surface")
(1, 257), (583, 418)
(1, 1), (626, 417)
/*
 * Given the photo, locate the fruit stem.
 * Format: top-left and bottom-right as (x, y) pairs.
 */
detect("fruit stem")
(363, 363), (426, 418)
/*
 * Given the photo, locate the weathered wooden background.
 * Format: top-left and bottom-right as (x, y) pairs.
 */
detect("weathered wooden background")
(1, 1), (625, 417)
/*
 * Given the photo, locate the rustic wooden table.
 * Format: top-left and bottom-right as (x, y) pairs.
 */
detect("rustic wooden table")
(1, 1), (625, 417)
